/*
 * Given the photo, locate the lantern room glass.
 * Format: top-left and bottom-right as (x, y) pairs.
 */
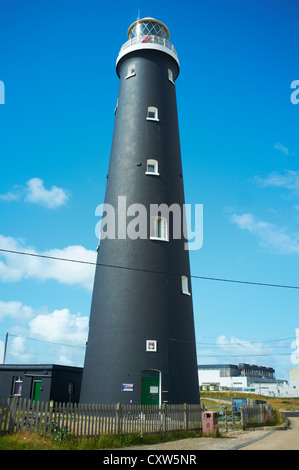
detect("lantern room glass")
(128, 20), (169, 40)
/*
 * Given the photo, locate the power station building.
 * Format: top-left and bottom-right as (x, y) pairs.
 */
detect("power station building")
(198, 363), (276, 391)
(198, 363), (299, 397)
(80, 18), (200, 405)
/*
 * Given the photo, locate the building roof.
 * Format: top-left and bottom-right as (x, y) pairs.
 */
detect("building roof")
(198, 364), (239, 369)
(198, 363), (274, 371)
(0, 364), (83, 372)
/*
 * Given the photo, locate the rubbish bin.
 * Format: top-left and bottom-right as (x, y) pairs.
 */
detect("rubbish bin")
(202, 411), (219, 436)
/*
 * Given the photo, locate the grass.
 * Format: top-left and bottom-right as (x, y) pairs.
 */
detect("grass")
(200, 391), (299, 412)
(0, 428), (210, 450)
(264, 408), (286, 427)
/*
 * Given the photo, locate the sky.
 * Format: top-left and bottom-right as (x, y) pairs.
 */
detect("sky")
(0, 0), (299, 381)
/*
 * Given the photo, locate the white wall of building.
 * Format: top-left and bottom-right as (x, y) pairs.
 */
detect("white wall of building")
(198, 366), (299, 397)
(198, 369), (248, 389)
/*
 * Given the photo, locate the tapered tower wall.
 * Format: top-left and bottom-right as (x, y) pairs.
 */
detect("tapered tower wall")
(80, 19), (200, 405)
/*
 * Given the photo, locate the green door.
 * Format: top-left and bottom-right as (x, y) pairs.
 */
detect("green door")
(32, 380), (41, 404)
(141, 370), (160, 405)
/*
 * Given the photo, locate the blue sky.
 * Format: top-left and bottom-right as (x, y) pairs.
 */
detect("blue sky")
(0, 0), (298, 380)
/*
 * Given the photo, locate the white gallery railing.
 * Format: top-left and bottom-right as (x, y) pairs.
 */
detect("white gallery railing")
(118, 35), (178, 57)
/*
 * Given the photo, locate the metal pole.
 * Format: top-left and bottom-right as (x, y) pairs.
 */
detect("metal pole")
(3, 332), (8, 364)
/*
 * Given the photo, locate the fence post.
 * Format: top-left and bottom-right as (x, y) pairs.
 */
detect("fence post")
(200, 404), (204, 431)
(162, 403), (167, 432)
(8, 397), (17, 433)
(115, 403), (121, 435)
(241, 405), (246, 430)
(260, 405), (264, 425)
(184, 403), (188, 431)
(224, 406), (228, 433)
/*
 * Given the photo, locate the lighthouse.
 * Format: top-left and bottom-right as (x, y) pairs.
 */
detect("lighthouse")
(80, 17), (200, 405)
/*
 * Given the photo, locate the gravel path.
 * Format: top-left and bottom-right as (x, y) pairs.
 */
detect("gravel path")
(238, 417), (299, 450)
(118, 428), (274, 451)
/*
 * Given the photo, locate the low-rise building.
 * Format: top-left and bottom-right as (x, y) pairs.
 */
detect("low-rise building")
(0, 364), (83, 404)
(198, 363), (276, 391)
(290, 369), (299, 391)
(198, 363), (299, 397)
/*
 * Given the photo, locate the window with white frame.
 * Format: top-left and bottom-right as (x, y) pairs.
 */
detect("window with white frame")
(181, 276), (191, 295)
(13, 376), (23, 396)
(150, 216), (168, 241)
(126, 63), (136, 79)
(146, 159), (159, 175)
(168, 68), (174, 84)
(147, 106), (159, 121)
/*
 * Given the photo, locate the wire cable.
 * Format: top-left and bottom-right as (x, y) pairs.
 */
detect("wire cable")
(3, 331), (296, 357)
(197, 352), (291, 358)
(1, 247), (299, 290)
(7, 332), (86, 349)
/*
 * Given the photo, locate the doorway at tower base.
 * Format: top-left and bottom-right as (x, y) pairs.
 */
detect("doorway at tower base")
(141, 369), (160, 405)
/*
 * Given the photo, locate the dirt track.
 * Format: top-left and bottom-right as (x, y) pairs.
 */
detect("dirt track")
(120, 417), (299, 451)
(238, 417), (299, 450)
(119, 429), (275, 451)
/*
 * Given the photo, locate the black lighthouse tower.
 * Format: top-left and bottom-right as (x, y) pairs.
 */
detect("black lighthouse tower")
(80, 18), (200, 405)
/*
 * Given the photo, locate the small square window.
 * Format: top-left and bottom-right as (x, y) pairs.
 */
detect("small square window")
(150, 216), (168, 241)
(13, 376), (23, 396)
(181, 276), (191, 295)
(147, 106), (159, 121)
(168, 68), (175, 84)
(126, 63), (136, 79)
(146, 159), (159, 175)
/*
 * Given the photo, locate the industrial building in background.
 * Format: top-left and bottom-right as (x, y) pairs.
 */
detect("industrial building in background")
(198, 330), (299, 397)
(198, 362), (299, 398)
(80, 18), (200, 405)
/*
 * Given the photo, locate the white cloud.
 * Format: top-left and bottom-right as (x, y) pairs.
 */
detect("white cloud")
(29, 308), (88, 345)
(214, 336), (291, 380)
(274, 142), (289, 156)
(0, 191), (21, 202)
(25, 178), (69, 208)
(0, 178), (70, 208)
(231, 212), (299, 254)
(197, 335), (274, 363)
(8, 336), (35, 363)
(0, 234), (96, 290)
(216, 335), (270, 357)
(0, 300), (36, 322)
(1, 301), (89, 364)
(254, 170), (299, 195)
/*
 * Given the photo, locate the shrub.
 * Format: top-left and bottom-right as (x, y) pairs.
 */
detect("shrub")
(50, 422), (68, 442)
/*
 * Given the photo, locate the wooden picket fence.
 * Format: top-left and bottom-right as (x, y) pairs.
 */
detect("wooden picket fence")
(0, 398), (271, 437)
(0, 398), (204, 437)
